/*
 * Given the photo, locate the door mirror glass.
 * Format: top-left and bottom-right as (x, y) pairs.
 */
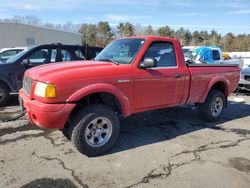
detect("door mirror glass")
(140, 58), (157, 69)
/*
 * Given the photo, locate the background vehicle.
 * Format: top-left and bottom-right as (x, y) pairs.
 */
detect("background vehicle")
(183, 46), (243, 68)
(239, 67), (250, 91)
(194, 46), (224, 64)
(19, 36), (240, 156)
(0, 44), (102, 106)
(225, 52), (250, 91)
(0, 47), (27, 63)
(182, 46), (196, 60)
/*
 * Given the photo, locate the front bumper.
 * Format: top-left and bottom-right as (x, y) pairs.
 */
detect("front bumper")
(19, 89), (76, 129)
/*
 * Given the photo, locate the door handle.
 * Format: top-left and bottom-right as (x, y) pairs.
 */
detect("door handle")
(174, 73), (183, 78)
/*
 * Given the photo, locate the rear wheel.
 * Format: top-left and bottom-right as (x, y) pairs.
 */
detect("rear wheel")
(0, 83), (10, 107)
(70, 104), (120, 157)
(199, 90), (225, 122)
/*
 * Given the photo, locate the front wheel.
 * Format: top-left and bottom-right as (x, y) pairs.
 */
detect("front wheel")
(199, 90), (226, 122)
(70, 104), (120, 157)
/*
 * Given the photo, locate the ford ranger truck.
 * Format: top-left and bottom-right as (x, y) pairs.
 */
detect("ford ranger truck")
(19, 36), (240, 156)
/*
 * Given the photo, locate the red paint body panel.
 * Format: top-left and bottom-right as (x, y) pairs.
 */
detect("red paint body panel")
(19, 36), (240, 129)
(19, 89), (75, 129)
(187, 66), (239, 104)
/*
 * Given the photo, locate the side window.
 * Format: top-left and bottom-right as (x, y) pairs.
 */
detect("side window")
(27, 49), (49, 64)
(0, 50), (19, 60)
(50, 49), (57, 62)
(51, 49), (72, 62)
(61, 49), (71, 61)
(212, 50), (220, 60)
(1, 50), (19, 57)
(143, 42), (177, 67)
(74, 49), (85, 59)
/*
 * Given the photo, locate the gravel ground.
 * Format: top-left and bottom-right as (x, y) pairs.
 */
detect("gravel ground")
(0, 93), (250, 188)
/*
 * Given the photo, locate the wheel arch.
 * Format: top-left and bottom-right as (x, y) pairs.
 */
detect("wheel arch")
(0, 79), (12, 92)
(66, 83), (132, 118)
(200, 77), (229, 103)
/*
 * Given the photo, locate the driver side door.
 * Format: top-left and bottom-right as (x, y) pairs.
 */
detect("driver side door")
(133, 42), (185, 112)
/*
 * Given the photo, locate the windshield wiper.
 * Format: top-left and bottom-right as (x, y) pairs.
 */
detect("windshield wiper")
(97, 58), (119, 65)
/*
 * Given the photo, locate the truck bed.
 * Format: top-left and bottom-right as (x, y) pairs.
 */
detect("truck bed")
(186, 64), (240, 104)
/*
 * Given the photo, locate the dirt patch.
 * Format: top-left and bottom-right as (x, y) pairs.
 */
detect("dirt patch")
(228, 157), (250, 172)
(0, 123), (38, 137)
(64, 148), (75, 155)
(0, 110), (26, 122)
(230, 129), (250, 137)
(0, 113), (14, 122)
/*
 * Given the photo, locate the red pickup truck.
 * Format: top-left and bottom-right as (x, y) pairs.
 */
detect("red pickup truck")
(19, 36), (240, 156)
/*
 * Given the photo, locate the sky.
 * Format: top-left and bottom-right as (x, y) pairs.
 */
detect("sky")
(0, 0), (250, 35)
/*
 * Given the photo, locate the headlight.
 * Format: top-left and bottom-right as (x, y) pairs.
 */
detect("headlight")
(34, 82), (56, 98)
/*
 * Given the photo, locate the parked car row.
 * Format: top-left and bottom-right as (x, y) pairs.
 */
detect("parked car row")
(182, 46), (243, 67)
(0, 44), (103, 106)
(182, 46), (250, 91)
(225, 52), (250, 91)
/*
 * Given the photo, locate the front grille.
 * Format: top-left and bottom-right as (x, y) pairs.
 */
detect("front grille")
(244, 75), (250, 81)
(23, 77), (33, 95)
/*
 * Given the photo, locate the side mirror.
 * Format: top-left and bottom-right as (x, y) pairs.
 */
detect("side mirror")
(21, 59), (30, 66)
(140, 58), (157, 69)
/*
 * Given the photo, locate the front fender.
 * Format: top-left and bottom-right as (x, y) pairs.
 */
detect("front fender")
(66, 83), (132, 117)
(199, 76), (229, 103)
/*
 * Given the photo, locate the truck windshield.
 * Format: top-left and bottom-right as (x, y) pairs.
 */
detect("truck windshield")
(95, 38), (145, 64)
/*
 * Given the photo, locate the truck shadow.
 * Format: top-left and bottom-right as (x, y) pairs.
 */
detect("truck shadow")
(107, 95), (250, 155)
(20, 178), (80, 188)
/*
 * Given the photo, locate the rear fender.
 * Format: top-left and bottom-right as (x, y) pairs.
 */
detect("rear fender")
(199, 76), (229, 103)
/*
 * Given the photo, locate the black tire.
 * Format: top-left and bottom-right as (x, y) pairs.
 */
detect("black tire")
(0, 83), (10, 107)
(60, 122), (71, 140)
(199, 90), (226, 122)
(70, 104), (120, 157)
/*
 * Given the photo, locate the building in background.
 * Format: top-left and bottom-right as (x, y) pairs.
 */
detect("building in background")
(0, 22), (82, 48)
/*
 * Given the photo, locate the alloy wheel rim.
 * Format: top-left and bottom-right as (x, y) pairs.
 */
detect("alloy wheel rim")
(211, 97), (223, 117)
(84, 117), (112, 147)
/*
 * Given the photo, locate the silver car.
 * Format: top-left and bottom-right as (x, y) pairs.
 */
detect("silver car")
(239, 67), (250, 91)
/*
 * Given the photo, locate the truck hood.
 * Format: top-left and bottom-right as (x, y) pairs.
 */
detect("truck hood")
(24, 60), (132, 103)
(25, 60), (122, 82)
